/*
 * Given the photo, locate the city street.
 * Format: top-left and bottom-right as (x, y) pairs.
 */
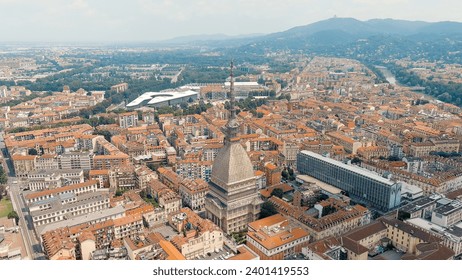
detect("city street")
(1, 132), (45, 259)
(8, 178), (46, 259)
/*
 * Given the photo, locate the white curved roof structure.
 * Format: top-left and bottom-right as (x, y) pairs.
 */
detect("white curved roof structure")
(127, 90), (198, 108)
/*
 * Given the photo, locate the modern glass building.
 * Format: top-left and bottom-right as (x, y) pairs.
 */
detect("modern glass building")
(297, 151), (401, 212)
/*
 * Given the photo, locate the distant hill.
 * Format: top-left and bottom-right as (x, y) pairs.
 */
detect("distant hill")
(154, 17), (462, 50)
(270, 17), (375, 38)
(416, 21), (462, 34)
(258, 17), (462, 44)
(227, 17), (462, 62)
(160, 33), (265, 45)
(365, 19), (430, 35)
(152, 17), (462, 64)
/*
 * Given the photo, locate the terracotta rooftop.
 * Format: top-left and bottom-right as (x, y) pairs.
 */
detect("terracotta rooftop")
(305, 237), (342, 260)
(254, 170), (265, 176)
(41, 228), (75, 258)
(77, 230), (96, 243)
(11, 154), (36, 160)
(344, 220), (387, 242)
(265, 162), (278, 170)
(248, 214), (287, 232)
(259, 183), (294, 199)
(113, 214), (142, 227)
(227, 245), (259, 260)
(247, 227), (309, 250)
(25, 179), (98, 200)
(414, 242), (454, 260)
(89, 169), (110, 176)
(159, 240), (186, 260)
(340, 236), (368, 255)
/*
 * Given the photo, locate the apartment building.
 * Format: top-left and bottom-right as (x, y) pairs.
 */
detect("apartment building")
(246, 214), (310, 260)
(431, 200), (462, 227)
(326, 131), (362, 154)
(93, 154), (129, 170)
(109, 165), (137, 191)
(269, 196), (371, 241)
(12, 154), (36, 177)
(34, 154), (59, 171)
(148, 180), (182, 215)
(380, 217), (451, 257)
(169, 208), (223, 259)
(281, 142), (299, 165)
(113, 214), (144, 240)
(157, 167), (181, 192)
(27, 169), (84, 191)
(304, 217), (455, 260)
(124, 232), (185, 260)
(301, 140), (334, 155)
(118, 112), (138, 129)
(59, 152), (93, 170)
(357, 146), (389, 160)
(41, 213), (143, 260)
(89, 169), (110, 188)
(41, 228), (76, 260)
(178, 178), (208, 211)
(135, 165), (157, 190)
(175, 158), (213, 182)
(264, 162), (281, 187)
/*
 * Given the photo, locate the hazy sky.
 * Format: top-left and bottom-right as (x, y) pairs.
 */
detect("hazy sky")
(1, 0), (462, 42)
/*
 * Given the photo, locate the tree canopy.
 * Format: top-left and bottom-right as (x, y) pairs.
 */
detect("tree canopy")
(260, 201), (278, 219)
(270, 188), (284, 199)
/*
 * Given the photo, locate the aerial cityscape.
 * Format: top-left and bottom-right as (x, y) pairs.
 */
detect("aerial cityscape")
(2, 1), (462, 262)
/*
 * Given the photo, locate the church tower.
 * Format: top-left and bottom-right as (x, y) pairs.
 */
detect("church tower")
(205, 61), (262, 234)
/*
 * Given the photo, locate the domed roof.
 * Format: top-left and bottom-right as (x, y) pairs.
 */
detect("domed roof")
(211, 141), (255, 186)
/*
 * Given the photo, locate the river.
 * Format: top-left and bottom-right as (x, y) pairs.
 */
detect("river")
(375, 66), (396, 85)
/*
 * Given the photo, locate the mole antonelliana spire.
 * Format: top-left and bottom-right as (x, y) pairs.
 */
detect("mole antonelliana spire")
(204, 60), (263, 235)
(226, 60), (239, 141)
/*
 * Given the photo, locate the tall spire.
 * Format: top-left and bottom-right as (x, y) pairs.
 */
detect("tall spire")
(229, 60), (236, 120)
(226, 60), (239, 142)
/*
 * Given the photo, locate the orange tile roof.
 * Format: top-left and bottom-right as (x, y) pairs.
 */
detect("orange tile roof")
(89, 169), (110, 176)
(78, 230), (96, 243)
(259, 184), (294, 199)
(11, 154), (36, 161)
(248, 214), (287, 231)
(326, 131), (356, 144)
(113, 214), (142, 227)
(227, 246), (259, 260)
(159, 240), (186, 260)
(94, 154), (129, 159)
(265, 163), (278, 170)
(25, 180), (98, 200)
(126, 204), (154, 216)
(305, 237), (342, 258)
(247, 227), (308, 250)
(254, 170), (265, 176)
